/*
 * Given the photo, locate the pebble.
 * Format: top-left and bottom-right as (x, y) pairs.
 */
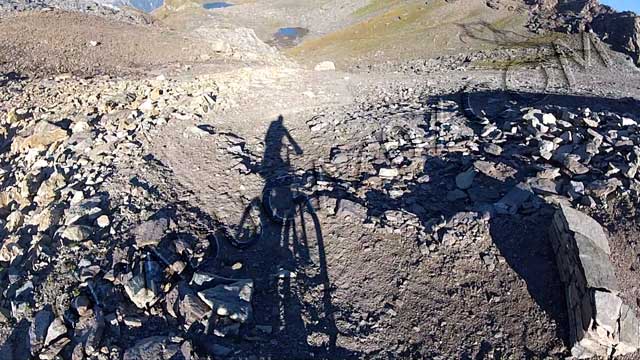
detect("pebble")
(96, 215), (110, 228)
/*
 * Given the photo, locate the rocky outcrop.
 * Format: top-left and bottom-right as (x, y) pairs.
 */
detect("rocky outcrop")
(592, 12), (640, 65)
(527, 0), (640, 66)
(550, 205), (640, 358)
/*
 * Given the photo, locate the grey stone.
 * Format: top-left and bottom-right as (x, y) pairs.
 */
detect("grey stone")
(618, 304), (640, 354)
(587, 178), (622, 199)
(197, 279), (254, 323)
(133, 216), (169, 248)
(74, 306), (104, 356)
(529, 178), (559, 195)
(44, 317), (67, 346)
(592, 290), (622, 334)
(123, 336), (182, 360)
(495, 183), (532, 214)
(39, 337), (71, 360)
(455, 168), (476, 190)
(331, 152), (349, 164)
(29, 310), (53, 355)
(61, 225), (94, 242)
(559, 205), (610, 255)
(563, 154), (590, 175)
(64, 196), (104, 225)
(574, 233), (618, 292)
(335, 199), (367, 220)
(483, 143), (503, 156)
(122, 259), (164, 309)
(178, 285), (210, 329)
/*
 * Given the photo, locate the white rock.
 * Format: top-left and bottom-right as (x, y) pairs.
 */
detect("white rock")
(6, 211), (24, 232)
(211, 39), (230, 53)
(71, 121), (91, 134)
(314, 61), (336, 71)
(379, 168), (399, 178)
(139, 99), (154, 112)
(542, 113), (557, 125)
(96, 215), (110, 228)
(621, 117), (637, 126)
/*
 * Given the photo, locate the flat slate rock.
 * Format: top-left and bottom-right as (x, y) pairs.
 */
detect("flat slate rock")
(559, 204), (610, 255)
(574, 233), (618, 292)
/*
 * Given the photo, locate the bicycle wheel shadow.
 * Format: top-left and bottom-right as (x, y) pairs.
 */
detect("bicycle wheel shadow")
(237, 115), (357, 358)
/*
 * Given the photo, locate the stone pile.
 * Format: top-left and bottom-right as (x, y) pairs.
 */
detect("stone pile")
(0, 72), (267, 358)
(550, 205), (639, 358)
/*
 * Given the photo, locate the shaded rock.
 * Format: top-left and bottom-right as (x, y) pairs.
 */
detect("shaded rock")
(495, 183), (532, 214)
(64, 196), (104, 225)
(122, 258), (164, 309)
(74, 307), (104, 356)
(39, 337), (70, 360)
(61, 225), (94, 242)
(335, 199), (367, 220)
(44, 318), (67, 346)
(11, 121), (68, 154)
(191, 335), (232, 358)
(592, 12), (640, 66)
(133, 215), (169, 248)
(177, 284), (210, 330)
(29, 310), (53, 355)
(123, 336), (182, 360)
(446, 189), (467, 201)
(197, 279), (253, 323)
(34, 172), (66, 208)
(72, 296), (91, 317)
(455, 168), (476, 190)
(30, 204), (64, 232)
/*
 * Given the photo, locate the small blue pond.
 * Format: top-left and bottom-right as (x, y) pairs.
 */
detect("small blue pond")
(203, 2), (233, 9)
(270, 27), (309, 47)
(275, 27), (308, 38)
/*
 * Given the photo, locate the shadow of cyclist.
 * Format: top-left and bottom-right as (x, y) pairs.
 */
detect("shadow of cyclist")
(234, 115), (352, 358)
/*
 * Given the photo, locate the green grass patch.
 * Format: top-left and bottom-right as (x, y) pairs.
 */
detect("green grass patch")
(352, 0), (401, 18)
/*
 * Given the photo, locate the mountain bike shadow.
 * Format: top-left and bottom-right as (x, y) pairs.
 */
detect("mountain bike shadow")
(235, 115), (357, 358)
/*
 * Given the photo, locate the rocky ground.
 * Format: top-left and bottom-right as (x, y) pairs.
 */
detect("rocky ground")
(1, 0), (640, 359)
